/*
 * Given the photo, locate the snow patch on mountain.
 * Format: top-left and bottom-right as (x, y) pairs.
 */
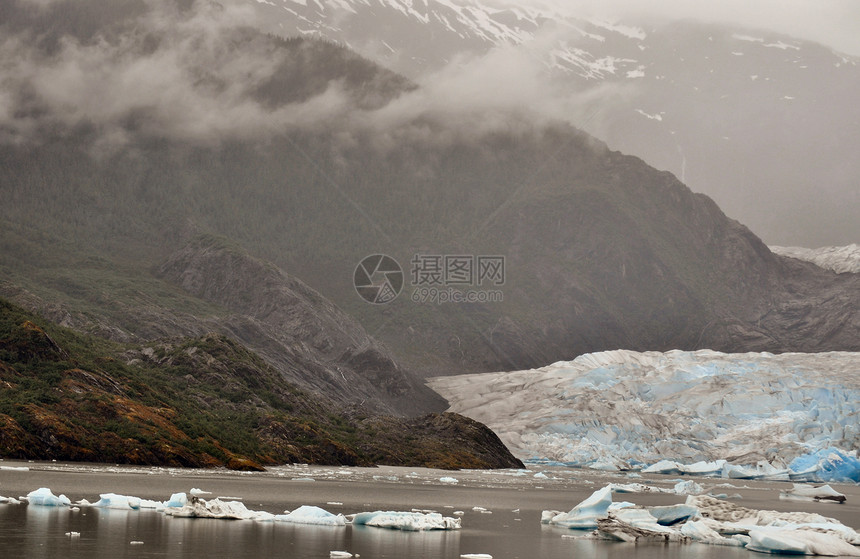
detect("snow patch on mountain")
(428, 350), (860, 473)
(771, 244), (860, 274)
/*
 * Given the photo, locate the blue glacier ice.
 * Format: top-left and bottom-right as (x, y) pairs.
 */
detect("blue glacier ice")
(26, 488), (70, 507)
(789, 448), (860, 483)
(274, 505), (346, 526)
(429, 350), (860, 482)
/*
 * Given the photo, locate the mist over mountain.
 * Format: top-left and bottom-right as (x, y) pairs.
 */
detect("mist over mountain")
(1, 0), (857, 388)
(245, 0), (860, 247)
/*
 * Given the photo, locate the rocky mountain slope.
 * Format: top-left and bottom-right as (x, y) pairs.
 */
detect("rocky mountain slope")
(0, 298), (523, 469)
(247, 0), (860, 247)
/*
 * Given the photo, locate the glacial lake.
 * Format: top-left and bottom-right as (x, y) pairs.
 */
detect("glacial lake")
(1, 461), (857, 559)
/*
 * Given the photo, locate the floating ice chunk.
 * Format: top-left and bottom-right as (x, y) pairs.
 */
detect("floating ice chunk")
(747, 528), (860, 556)
(533, 472), (548, 479)
(65, 531), (81, 537)
(165, 492), (187, 508)
(780, 484), (846, 503)
(680, 520), (747, 547)
(26, 488), (71, 507)
(165, 496), (269, 520)
(440, 477), (459, 484)
(680, 460), (726, 476)
(274, 505), (346, 526)
(91, 493), (142, 510)
(129, 541), (144, 545)
(596, 513), (684, 543)
(642, 460), (682, 475)
(351, 511), (461, 531)
(189, 488), (211, 496)
(329, 552), (352, 559)
(0, 496), (22, 505)
(0, 466), (29, 471)
(545, 485), (612, 529)
(610, 482), (669, 494)
(674, 480), (704, 495)
(648, 504), (698, 525)
(790, 448), (860, 483)
(461, 555), (493, 559)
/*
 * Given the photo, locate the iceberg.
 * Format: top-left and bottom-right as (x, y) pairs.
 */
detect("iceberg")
(747, 528), (860, 556)
(429, 350), (860, 482)
(274, 505), (346, 526)
(544, 490), (860, 556)
(26, 488), (71, 507)
(91, 493), (142, 510)
(789, 448), (860, 483)
(164, 496), (271, 520)
(544, 485), (613, 529)
(351, 511), (461, 531)
(780, 484), (847, 503)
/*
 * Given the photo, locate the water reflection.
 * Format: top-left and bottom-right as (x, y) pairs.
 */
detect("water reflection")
(3, 505), (755, 559)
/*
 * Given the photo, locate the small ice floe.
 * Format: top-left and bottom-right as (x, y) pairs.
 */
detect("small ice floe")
(327, 502), (344, 506)
(26, 488), (71, 507)
(647, 504), (698, 526)
(189, 488), (211, 496)
(609, 482), (669, 494)
(440, 477), (459, 484)
(780, 484), (846, 503)
(790, 448), (860, 483)
(597, 510), (685, 543)
(91, 493), (142, 510)
(673, 480), (704, 495)
(0, 496), (22, 505)
(460, 554), (493, 559)
(351, 511), (461, 531)
(642, 460), (682, 475)
(329, 552), (352, 558)
(164, 492), (187, 508)
(680, 520), (748, 547)
(679, 460), (726, 476)
(747, 528), (860, 556)
(453, 511), (465, 516)
(723, 461), (789, 481)
(291, 477), (316, 482)
(129, 541), (144, 545)
(65, 532), (81, 538)
(0, 466), (29, 471)
(165, 496), (271, 521)
(274, 505), (346, 526)
(543, 485), (615, 529)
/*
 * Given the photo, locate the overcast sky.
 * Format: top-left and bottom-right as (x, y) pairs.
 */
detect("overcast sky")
(517, 0), (860, 56)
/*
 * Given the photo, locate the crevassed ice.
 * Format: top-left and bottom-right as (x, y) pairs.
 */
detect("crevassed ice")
(428, 350), (860, 481)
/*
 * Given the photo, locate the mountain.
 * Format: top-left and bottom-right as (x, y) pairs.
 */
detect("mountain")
(0, 297), (523, 469)
(0, 0), (857, 385)
(246, 0), (860, 248)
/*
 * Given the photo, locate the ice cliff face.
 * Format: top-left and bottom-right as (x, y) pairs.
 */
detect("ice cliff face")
(429, 350), (860, 469)
(771, 244), (860, 274)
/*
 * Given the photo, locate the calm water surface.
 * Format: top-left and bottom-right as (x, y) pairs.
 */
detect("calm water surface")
(1, 461), (857, 559)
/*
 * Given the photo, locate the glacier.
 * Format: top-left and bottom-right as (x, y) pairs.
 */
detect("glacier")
(771, 244), (860, 274)
(428, 350), (860, 481)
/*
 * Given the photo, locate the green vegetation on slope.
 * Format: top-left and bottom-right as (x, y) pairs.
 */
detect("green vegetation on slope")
(0, 298), (523, 469)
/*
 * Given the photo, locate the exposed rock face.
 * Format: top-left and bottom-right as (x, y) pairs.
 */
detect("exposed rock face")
(157, 235), (446, 416)
(0, 298), (523, 469)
